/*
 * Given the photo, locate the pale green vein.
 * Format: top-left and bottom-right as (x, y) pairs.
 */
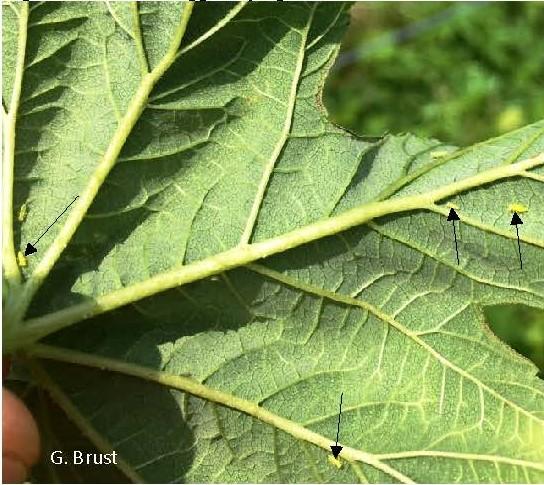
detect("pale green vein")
(102, 40), (122, 123)
(36, 389), (63, 483)
(300, 444), (326, 482)
(302, 401), (424, 428)
(176, 1), (247, 59)
(5, 3), (195, 329)
(28, 359), (144, 483)
(131, 1), (150, 75)
(246, 263), (544, 427)
(502, 125), (544, 165)
(376, 122), (544, 201)
(7, 2), (20, 19)
(239, 4), (316, 245)
(522, 170), (544, 183)
(350, 462), (370, 483)
(429, 203), (544, 249)
(375, 450), (544, 473)
(149, 43), (246, 103)
(9, 153), (543, 352)
(27, 343), (415, 484)
(367, 221), (544, 298)
(211, 402), (236, 457)
(105, 0), (134, 40)
(418, 153), (542, 203)
(375, 143), (474, 202)
(2, 1), (28, 286)
(306, 3), (345, 50)
(272, 427), (282, 482)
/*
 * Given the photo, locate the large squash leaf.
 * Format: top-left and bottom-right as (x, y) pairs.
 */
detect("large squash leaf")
(2, 2), (544, 483)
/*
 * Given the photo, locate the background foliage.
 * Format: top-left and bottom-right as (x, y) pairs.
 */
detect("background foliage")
(325, 1), (544, 374)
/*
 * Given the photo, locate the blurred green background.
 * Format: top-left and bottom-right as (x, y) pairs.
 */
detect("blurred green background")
(325, 1), (544, 374)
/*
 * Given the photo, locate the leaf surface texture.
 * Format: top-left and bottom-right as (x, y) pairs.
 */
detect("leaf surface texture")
(3, 2), (544, 483)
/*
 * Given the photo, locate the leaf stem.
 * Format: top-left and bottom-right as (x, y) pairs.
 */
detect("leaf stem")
(7, 4), (194, 329)
(10, 153), (543, 351)
(2, 2), (29, 287)
(27, 343), (415, 484)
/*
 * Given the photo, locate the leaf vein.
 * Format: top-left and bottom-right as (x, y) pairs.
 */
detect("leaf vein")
(368, 221), (544, 299)
(28, 343), (415, 484)
(239, 4), (317, 245)
(247, 263), (544, 426)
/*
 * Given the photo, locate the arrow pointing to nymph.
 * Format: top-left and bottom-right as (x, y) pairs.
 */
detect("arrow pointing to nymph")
(330, 392), (344, 459)
(24, 196), (79, 256)
(446, 208), (460, 265)
(510, 212), (523, 270)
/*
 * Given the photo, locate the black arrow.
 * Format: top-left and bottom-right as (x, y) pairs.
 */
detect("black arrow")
(510, 212), (523, 270)
(446, 208), (460, 265)
(24, 196), (79, 256)
(330, 392), (343, 459)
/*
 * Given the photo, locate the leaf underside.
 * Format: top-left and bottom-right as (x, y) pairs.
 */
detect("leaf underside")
(3, 2), (544, 483)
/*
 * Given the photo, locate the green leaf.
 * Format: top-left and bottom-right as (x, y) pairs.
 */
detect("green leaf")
(3, 2), (544, 483)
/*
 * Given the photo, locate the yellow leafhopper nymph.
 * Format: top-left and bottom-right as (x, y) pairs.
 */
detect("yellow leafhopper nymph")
(17, 251), (28, 267)
(18, 203), (28, 222)
(328, 454), (343, 469)
(430, 150), (451, 159)
(507, 202), (528, 214)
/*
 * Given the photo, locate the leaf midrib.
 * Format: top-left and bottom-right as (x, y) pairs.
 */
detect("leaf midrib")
(429, 204), (544, 249)
(29, 359), (144, 484)
(28, 343), (544, 483)
(2, 1), (29, 287)
(7, 5), (543, 482)
(7, 2), (543, 354)
(13, 153), (544, 352)
(26, 343), (415, 484)
(6, 3), (195, 330)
